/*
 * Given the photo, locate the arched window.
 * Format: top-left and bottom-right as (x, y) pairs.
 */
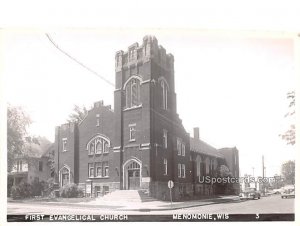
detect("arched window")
(159, 78), (169, 110)
(205, 157), (210, 175)
(103, 141), (109, 153)
(87, 134), (110, 155)
(127, 161), (140, 170)
(95, 139), (102, 154)
(196, 156), (202, 177)
(124, 77), (141, 108)
(89, 143), (95, 155)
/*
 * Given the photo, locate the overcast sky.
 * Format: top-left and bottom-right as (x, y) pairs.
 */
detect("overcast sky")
(2, 29), (296, 177)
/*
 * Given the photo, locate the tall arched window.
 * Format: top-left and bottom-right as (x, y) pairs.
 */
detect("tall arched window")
(205, 157), (210, 175)
(95, 139), (102, 154)
(124, 77), (141, 108)
(196, 155), (202, 177)
(89, 143), (95, 155)
(159, 78), (169, 110)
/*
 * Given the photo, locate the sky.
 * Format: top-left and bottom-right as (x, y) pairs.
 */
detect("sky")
(2, 29), (296, 178)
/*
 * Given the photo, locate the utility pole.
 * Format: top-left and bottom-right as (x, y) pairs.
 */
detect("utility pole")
(262, 156), (264, 178)
(262, 155), (265, 195)
(252, 167), (256, 189)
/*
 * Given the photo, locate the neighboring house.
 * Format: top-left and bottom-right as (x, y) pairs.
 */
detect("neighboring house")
(7, 137), (53, 190)
(54, 36), (240, 200)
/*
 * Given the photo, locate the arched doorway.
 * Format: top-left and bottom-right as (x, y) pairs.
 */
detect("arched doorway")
(59, 165), (70, 187)
(123, 159), (141, 190)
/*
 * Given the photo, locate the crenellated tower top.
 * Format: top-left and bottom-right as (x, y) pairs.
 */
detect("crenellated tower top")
(115, 35), (174, 72)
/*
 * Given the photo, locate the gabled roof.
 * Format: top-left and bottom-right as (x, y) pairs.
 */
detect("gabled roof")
(190, 137), (224, 158)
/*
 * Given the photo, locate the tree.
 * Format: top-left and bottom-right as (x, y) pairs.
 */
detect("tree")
(7, 105), (32, 171)
(280, 91), (295, 145)
(281, 160), (295, 185)
(217, 165), (232, 178)
(67, 105), (88, 123)
(215, 165), (233, 195)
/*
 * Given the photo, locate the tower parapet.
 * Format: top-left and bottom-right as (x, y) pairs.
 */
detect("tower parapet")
(115, 35), (174, 72)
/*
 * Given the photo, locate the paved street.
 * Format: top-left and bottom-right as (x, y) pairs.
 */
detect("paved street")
(7, 195), (294, 215)
(169, 195), (294, 214)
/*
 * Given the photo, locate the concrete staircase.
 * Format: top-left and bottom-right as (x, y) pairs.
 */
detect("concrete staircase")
(98, 189), (157, 203)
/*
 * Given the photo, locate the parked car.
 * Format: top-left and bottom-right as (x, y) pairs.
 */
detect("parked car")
(272, 189), (282, 194)
(281, 188), (295, 199)
(239, 187), (261, 200)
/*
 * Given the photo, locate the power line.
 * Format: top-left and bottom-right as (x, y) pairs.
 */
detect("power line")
(45, 33), (188, 131)
(45, 33), (115, 87)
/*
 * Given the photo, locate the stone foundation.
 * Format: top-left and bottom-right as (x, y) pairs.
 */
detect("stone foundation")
(78, 182), (120, 197)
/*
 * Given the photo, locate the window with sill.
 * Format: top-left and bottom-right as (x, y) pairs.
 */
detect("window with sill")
(96, 114), (100, 127)
(62, 138), (67, 152)
(95, 162), (102, 177)
(129, 124), (136, 141)
(178, 163), (186, 178)
(181, 164), (186, 178)
(89, 162), (109, 178)
(163, 129), (168, 149)
(163, 158), (168, 175)
(177, 138), (182, 155)
(103, 161), (109, 177)
(88, 163), (94, 178)
(177, 138), (186, 156)
(182, 143), (185, 156)
(178, 163), (181, 178)
(16, 160), (23, 172)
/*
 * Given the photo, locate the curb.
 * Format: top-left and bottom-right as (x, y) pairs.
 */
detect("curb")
(8, 196), (241, 212)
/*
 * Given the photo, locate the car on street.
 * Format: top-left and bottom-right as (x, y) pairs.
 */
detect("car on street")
(239, 187), (261, 200)
(271, 188), (282, 194)
(281, 187), (295, 199)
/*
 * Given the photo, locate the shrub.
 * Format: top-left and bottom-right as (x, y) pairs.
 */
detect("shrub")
(46, 177), (55, 189)
(32, 180), (44, 196)
(59, 183), (83, 198)
(11, 182), (33, 199)
(11, 185), (21, 199)
(40, 178), (56, 197)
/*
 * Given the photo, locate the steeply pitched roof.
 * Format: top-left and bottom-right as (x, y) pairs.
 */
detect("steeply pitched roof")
(190, 137), (224, 158)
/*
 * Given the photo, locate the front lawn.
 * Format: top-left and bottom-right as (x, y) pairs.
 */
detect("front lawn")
(8, 196), (96, 203)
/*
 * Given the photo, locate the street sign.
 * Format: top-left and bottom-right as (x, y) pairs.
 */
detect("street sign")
(168, 180), (174, 188)
(168, 180), (174, 208)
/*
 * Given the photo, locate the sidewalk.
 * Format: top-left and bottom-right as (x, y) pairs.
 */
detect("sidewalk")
(9, 195), (240, 211)
(113, 195), (241, 211)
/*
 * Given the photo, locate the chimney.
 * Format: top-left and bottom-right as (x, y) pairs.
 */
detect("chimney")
(193, 127), (199, 140)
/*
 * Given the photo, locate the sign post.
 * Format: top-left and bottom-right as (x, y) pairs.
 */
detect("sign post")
(168, 180), (174, 208)
(86, 179), (92, 197)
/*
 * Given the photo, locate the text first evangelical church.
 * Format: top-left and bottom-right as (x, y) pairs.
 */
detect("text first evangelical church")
(54, 36), (240, 200)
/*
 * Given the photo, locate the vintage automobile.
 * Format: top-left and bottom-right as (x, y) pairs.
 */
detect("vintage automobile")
(281, 188), (295, 199)
(239, 187), (261, 200)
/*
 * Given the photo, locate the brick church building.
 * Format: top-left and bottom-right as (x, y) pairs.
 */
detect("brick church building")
(54, 36), (239, 200)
